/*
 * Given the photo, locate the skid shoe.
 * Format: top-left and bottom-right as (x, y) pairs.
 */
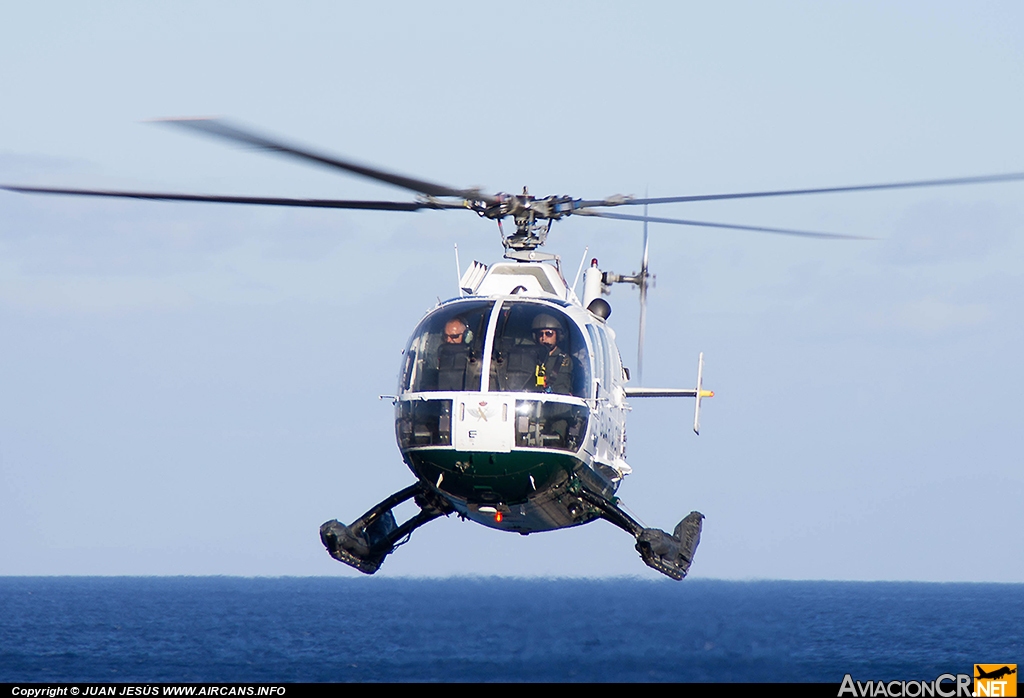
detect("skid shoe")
(575, 484), (703, 580)
(320, 483), (453, 575)
(635, 512), (704, 581)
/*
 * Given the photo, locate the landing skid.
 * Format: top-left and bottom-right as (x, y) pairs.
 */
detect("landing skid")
(322, 480), (701, 580)
(577, 486), (703, 581)
(320, 482), (454, 574)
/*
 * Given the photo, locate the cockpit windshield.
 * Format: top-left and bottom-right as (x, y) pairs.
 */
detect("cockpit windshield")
(400, 301), (492, 393)
(399, 300), (591, 399)
(489, 302), (590, 399)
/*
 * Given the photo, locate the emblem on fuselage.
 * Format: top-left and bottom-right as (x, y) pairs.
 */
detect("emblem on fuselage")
(469, 401), (493, 422)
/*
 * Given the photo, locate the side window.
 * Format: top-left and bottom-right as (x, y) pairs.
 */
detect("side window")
(586, 325), (606, 395)
(400, 302), (492, 393)
(601, 326), (621, 385)
(587, 325), (615, 393)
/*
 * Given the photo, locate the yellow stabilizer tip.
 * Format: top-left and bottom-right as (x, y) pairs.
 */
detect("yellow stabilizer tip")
(700, 390), (714, 398)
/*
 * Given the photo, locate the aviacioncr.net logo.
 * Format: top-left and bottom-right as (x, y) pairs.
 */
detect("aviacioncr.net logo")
(838, 673), (972, 697)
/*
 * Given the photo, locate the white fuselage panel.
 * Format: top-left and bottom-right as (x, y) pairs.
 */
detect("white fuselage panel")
(453, 392), (515, 452)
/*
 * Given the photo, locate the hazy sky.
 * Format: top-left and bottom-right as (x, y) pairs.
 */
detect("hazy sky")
(1, 1), (1022, 581)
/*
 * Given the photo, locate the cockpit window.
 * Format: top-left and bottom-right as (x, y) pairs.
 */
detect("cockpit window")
(400, 302), (492, 393)
(488, 303), (591, 398)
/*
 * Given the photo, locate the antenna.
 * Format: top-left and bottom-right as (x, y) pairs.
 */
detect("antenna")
(571, 246), (590, 294)
(454, 244), (462, 297)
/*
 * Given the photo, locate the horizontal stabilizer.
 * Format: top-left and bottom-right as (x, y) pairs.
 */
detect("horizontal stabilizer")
(623, 353), (713, 434)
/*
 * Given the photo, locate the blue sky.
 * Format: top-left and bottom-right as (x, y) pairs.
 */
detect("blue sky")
(1, 1), (1022, 580)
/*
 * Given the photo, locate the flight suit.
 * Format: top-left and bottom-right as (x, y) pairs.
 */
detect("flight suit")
(531, 347), (576, 447)
(536, 347), (574, 395)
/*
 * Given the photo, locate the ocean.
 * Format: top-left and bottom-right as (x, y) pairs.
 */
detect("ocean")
(1, 577), (1020, 683)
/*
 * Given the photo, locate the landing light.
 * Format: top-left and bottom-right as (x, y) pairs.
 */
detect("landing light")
(478, 505), (503, 523)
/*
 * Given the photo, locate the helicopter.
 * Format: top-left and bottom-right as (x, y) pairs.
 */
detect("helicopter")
(5, 119), (1024, 580)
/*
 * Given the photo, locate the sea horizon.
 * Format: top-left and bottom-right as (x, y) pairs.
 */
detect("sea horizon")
(2, 577), (1019, 683)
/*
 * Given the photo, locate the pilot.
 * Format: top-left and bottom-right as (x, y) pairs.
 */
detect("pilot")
(437, 315), (479, 391)
(443, 317), (468, 344)
(531, 314), (573, 395)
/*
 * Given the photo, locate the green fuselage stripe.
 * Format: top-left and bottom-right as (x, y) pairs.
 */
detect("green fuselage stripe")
(403, 448), (582, 504)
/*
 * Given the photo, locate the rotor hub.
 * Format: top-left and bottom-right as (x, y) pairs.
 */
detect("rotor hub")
(471, 188), (582, 252)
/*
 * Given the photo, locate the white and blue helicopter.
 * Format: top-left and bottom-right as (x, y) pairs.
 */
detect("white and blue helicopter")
(6, 119), (1022, 579)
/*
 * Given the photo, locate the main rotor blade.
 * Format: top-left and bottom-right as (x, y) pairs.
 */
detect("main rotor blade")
(609, 172), (1024, 206)
(153, 118), (490, 201)
(0, 185), (448, 211)
(579, 210), (871, 240)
